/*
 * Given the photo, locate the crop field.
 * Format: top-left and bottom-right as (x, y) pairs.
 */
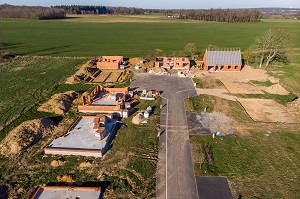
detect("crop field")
(0, 16), (300, 57)
(0, 57), (86, 139)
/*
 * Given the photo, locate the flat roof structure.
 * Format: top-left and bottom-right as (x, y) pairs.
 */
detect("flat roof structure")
(44, 116), (118, 157)
(31, 186), (102, 199)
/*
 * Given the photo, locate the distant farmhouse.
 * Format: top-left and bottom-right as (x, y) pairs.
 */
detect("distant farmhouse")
(203, 50), (242, 71)
(97, 56), (125, 70)
(78, 85), (132, 118)
(155, 57), (190, 70)
(167, 14), (180, 19)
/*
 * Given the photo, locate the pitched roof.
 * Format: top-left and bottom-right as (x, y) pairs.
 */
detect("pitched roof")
(206, 51), (242, 66)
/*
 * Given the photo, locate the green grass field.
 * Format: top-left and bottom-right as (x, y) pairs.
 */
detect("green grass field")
(0, 57), (86, 139)
(191, 132), (300, 198)
(1, 15), (300, 57)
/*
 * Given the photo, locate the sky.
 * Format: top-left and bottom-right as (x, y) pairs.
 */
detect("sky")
(0, 0), (299, 9)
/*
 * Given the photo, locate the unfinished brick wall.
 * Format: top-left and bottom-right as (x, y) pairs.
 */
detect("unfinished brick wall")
(96, 56), (123, 70)
(155, 57), (190, 70)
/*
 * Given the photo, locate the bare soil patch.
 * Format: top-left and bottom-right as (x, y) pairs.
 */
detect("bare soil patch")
(222, 81), (264, 94)
(238, 98), (299, 123)
(289, 98), (300, 109)
(196, 65), (282, 95)
(261, 84), (290, 95)
(38, 91), (79, 114)
(92, 70), (126, 83)
(0, 119), (56, 156)
(196, 88), (237, 101)
(65, 60), (98, 84)
(187, 112), (236, 135)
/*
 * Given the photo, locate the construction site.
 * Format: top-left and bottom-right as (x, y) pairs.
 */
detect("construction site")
(1, 51), (300, 199)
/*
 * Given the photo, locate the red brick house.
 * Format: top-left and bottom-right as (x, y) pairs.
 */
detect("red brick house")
(154, 57), (190, 70)
(97, 56), (124, 70)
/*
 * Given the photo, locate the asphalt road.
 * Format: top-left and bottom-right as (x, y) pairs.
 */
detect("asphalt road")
(131, 73), (199, 199)
(195, 176), (233, 199)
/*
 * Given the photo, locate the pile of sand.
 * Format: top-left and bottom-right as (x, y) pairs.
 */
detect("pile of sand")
(56, 175), (74, 182)
(38, 91), (79, 115)
(132, 113), (145, 125)
(268, 76), (280, 83)
(0, 119), (56, 156)
(129, 57), (145, 65)
(149, 67), (169, 75)
(79, 162), (93, 168)
(289, 98), (300, 109)
(65, 60), (98, 84)
(51, 159), (66, 167)
(262, 84), (290, 95)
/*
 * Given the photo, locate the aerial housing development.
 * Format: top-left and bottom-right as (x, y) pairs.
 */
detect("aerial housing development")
(0, 2), (300, 199)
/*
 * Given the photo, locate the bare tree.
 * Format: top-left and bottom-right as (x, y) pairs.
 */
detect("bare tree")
(185, 43), (196, 59)
(251, 28), (291, 69)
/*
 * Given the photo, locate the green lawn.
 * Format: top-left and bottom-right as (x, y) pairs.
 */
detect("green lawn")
(1, 16), (300, 57)
(0, 57), (86, 139)
(191, 132), (300, 199)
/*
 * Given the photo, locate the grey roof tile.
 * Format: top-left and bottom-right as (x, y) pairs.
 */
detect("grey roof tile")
(206, 51), (242, 66)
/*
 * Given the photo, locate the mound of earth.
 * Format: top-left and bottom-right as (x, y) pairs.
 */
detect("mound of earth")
(79, 162), (93, 168)
(262, 84), (289, 95)
(289, 98), (300, 109)
(56, 175), (74, 182)
(0, 119), (56, 156)
(65, 60), (98, 84)
(51, 159), (66, 167)
(38, 91), (79, 114)
(149, 67), (169, 75)
(129, 57), (145, 65)
(268, 76), (280, 83)
(132, 113), (145, 125)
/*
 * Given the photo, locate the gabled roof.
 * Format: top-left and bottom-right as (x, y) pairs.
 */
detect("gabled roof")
(206, 51), (242, 66)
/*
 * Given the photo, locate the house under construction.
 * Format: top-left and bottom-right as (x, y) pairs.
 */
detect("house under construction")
(78, 85), (132, 118)
(96, 56), (124, 70)
(154, 57), (190, 70)
(44, 115), (118, 157)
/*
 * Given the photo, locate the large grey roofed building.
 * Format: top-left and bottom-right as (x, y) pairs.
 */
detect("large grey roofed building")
(203, 50), (242, 71)
(206, 50), (242, 66)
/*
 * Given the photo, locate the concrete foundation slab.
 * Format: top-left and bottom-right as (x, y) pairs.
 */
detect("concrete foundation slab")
(44, 116), (117, 157)
(31, 186), (102, 199)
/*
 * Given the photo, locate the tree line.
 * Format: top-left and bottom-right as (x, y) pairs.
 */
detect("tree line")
(171, 9), (262, 23)
(54, 5), (262, 23)
(0, 4), (66, 20)
(53, 5), (161, 15)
